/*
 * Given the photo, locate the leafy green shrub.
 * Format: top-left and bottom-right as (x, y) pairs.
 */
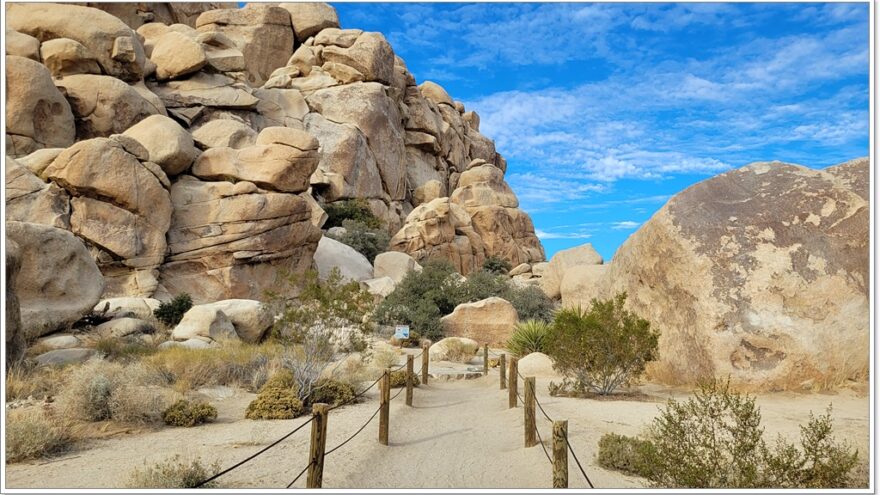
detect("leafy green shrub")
(127, 455), (220, 488)
(375, 259), (465, 341)
(506, 320), (550, 356)
(6, 409), (73, 463)
(153, 293), (193, 327)
(545, 293), (658, 395)
(458, 270), (510, 302)
(323, 199), (382, 229)
(482, 256), (512, 274)
(505, 284), (555, 322)
(308, 378), (356, 407)
(162, 400), (218, 427)
(597, 433), (657, 478)
(639, 380), (859, 488)
(389, 370), (420, 388)
(328, 219), (390, 263)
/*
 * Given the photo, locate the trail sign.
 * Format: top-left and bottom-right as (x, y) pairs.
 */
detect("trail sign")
(394, 325), (410, 339)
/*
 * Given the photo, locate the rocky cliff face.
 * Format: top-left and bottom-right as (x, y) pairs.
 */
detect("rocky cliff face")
(561, 158), (869, 391)
(5, 2), (545, 304)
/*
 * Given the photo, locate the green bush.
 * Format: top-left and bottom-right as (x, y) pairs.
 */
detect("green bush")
(308, 378), (356, 407)
(641, 380), (859, 488)
(545, 293), (658, 395)
(162, 400), (218, 427)
(459, 270), (509, 302)
(506, 320), (550, 356)
(482, 256), (512, 274)
(597, 433), (657, 478)
(127, 455), (220, 488)
(505, 284), (555, 322)
(323, 199), (382, 229)
(245, 370), (304, 420)
(154, 293), (193, 327)
(328, 219), (390, 263)
(389, 370), (420, 388)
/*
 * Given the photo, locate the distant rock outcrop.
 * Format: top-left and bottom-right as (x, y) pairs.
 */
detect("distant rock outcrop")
(562, 159), (870, 391)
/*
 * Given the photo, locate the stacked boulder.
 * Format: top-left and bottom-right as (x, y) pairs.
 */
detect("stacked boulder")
(4, 2), (544, 339)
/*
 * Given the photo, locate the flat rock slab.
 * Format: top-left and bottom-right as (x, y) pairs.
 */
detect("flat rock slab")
(34, 348), (95, 367)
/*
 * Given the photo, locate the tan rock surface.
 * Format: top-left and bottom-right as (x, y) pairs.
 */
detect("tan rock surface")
(540, 244), (603, 299)
(39, 38), (102, 77)
(122, 115), (199, 176)
(151, 30), (207, 80)
(279, 2), (340, 40)
(373, 251), (422, 284)
(54, 74), (158, 139)
(440, 297), (518, 344)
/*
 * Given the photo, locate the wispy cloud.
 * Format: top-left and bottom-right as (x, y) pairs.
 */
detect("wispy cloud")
(612, 221), (640, 230)
(535, 229), (592, 240)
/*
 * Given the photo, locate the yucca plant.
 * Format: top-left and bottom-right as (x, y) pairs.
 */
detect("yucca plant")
(506, 320), (550, 356)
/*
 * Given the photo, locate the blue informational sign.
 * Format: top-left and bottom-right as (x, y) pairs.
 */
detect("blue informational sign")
(394, 325), (410, 339)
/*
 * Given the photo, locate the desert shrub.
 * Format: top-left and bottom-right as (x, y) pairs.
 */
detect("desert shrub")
(374, 259), (465, 341)
(323, 198), (382, 229)
(328, 219), (390, 263)
(308, 378), (356, 407)
(127, 455), (220, 488)
(458, 269), (509, 302)
(482, 256), (512, 274)
(6, 409), (73, 463)
(162, 400), (218, 427)
(505, 284), (555, 322)
(153, 293), (193, 327)
(545, 293), (658, 395)
(506, 320), (550, 356)
(144, 342), (282, 393)
(389, 370), (420, 388)
(441, 339), (478, 363)
(369, 345), (400, 371)
(245, 385), (304, 420)
(59, 360), (169, 423)
(597, 433), (657, 478)
(5, 363), (67, 401)
(641, 380), (859, 488)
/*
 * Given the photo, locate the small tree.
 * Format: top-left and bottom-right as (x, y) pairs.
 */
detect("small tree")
(482, 256), (512, 274)
(545, 293), (658, 395)
(328, 219), (390, 263)
(323, 199), (382, 229)
(154, 293), (193, 326)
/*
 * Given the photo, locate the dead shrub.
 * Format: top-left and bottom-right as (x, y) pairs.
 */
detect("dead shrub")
(6, 408), (73, 463)
(127, 454), (219, 488)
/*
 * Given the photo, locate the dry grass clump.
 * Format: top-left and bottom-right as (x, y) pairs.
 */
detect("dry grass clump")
(127, 454), (219, 488)
(369, 344), (400, 370)
(442, 339), (478, 363)
(323, 354), (372, 388)
(6, 408), (73, 463)
(58, 359), (173, 424)
(143, 342), (283, 393)
(6, 364), (68, 401)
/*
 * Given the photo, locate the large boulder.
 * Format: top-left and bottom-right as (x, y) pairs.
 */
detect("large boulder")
(197, 299), (272, 343)
(306, 82), (406, 200)
(95, 317), (156, 338)
(171, 306), (238, 342)
(192, 119), (257, 150)
(39, 38), (102, 77)
(440, 297), (518, 344)
(540, 244), (603, 299)
(389, 197), (486, 274)
(5, 240), (25, 369)
(7, 3), (146, 81)
(373, 251), (422, 284)
(43, 138), (172, 296)
(319, 32), (396, 85)
(6, 29), (40, 60)
(581, 159), (870, 391)
(5, 156), (71, 229)
(279, 3), (339, 40)
(151, 31), (208, 80)
(313, 236), (374, 282)
(94, 297), (161, 320)
(517, 352), (560, 379)
(122, 115), (199, 176)
(161, 176), (321, 302)
(559, 264), (609, 308)
(34, 348), (96, 367)
(147, 73), (260, 109)
(6, 221), (104, 338)
(429, 336), (479, 362)
(54, 75), (159, 139)
(304, 113), (385, 201)
(80, 3), (237, 30)
(195, 4), (294, 86)
(5, 56), (76, 157)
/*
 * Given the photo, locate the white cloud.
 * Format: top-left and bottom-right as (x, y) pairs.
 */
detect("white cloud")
(535, 229), (592, 240)
(612, 221), (641, 230)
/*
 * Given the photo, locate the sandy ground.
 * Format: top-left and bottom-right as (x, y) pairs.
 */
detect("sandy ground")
(5, 360), (870, 489)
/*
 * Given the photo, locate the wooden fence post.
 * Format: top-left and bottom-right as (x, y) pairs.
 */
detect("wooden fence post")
(379, 368), (390, 445)
(499, 353), (507, 390)
(406, 354), (414, 407)
(306, 403), (329, 488)
(552, 420), (568, 488)
(508, 357), (518, 409)
(421, 342), (429, 385)
(524, 376), (537, 448)
(483, 344), (489, 375)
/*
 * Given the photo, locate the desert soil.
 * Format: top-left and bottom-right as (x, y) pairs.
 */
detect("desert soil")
(5, 359), (869, 489)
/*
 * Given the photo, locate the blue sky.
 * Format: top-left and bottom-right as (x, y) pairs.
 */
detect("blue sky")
(331, 2), (870, 260)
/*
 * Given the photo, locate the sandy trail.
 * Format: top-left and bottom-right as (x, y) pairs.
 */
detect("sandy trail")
(5, 368), (868, 489)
